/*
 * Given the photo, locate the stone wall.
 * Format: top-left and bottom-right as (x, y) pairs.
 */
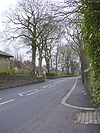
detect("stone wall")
(0, 75), (45, 90)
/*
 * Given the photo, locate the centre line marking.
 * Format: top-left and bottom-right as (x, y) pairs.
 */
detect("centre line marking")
(27, 91), (37, 96)
(18, 89), (37, 96)
(27, 89), (44, 96)
(0, 99), (15, 106)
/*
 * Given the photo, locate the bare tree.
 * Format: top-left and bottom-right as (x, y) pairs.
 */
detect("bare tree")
(37, 17), (59, 74)
(57, 44), (79, 75)
(64, 19), (87, 81)
(2, 0), (57, 75)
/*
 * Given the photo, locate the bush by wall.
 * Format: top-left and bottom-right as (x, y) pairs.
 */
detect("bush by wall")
(46, 72), (56, 78)
(0, 71), (10, 75)
(90, 74), (100, 105)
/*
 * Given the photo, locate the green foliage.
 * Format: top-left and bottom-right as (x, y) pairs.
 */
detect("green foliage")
(0, 70), (15, 75)
(46, 72), (72, 78)
(15, 73), (28, 77)
(59, 72), (68, 77)
(78, 0), (100, 104)
(0, 70), (10, 75)
(46, 72), (56, 77)
(79, 0), (100, 80)
(90, 77), (100, 104)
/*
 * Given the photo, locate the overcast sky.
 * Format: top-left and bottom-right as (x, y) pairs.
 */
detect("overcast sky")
(0, 0), (64, 31)
(0, 0), (64, 61)
(0, 0), (17, 12)
(0, 0), (18, 32)
(0, 0), (29, 60)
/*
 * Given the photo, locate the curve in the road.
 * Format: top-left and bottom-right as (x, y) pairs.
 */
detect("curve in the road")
(61, 79), (96, 111)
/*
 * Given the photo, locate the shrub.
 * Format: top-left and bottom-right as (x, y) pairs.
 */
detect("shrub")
(78, 0), (100, 105)
(0, 69), (16, 75)
(90, 77), (100, 105)
(46, 72), (56, 77)
(59, 72), (68, 77)
(0, 71), (10, 75)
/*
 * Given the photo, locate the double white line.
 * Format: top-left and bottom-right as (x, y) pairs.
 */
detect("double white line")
(27, 89), (44, 96)
(18, 89), (44, 97)
(18, 89), (37, 96)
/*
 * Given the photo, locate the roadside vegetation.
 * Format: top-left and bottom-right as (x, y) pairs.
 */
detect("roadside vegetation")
(0, 0), (99, 104)
(78, 0), (100, 105)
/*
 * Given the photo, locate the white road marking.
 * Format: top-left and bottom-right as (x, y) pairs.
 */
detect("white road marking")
(42, 85), (50, 88)
(27, 91), (37, 96)
(42, 82), (60, 89)
(61, 79), (96, 111)
(18, 89), (37, 96)
(18, 94), (23, 97)
(18, 79), (66, 96)
(42, 79), (66, 89)
(0, 98), (2, 100)
(0, 99), (15, 106)
(42, 84), (53, 88)
(27, 89), (44, 96)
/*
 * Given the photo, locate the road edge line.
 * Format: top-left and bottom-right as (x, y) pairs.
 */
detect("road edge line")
(61, 79), (96, 111)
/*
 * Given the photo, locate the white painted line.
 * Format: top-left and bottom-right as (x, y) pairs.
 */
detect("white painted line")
(61, 79), (96, 111)
(62, 102), (96, 111)
(18, 94), (23, 97)
(0, 98), (2, 100)
(18, 89), (37, 96)
(27, 91), (37, 96)
(42, 84), (54, 88)
(62, 79), (77, 101)
(42, 85), (49, 88)
(43, 80), (66, 89)
(0, 99), (15, 106)
(27, 89), (44, 96)
(19, 89), (35, 94)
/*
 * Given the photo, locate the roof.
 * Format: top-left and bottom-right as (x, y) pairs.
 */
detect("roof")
(0, 50), (13, 57)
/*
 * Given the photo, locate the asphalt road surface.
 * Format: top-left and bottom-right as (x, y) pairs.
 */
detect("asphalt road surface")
(0, 77), (99, 133)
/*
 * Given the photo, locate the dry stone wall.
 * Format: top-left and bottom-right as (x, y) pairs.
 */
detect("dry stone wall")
(0, 75), (45, 90)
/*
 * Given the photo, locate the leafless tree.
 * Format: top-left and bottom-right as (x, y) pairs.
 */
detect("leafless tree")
(57, 45), (79, 75)
(64, 18), (87, 81)
(2, 0), (58, 75)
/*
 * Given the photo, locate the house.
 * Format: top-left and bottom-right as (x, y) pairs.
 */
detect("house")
(0, 50), (13, 71)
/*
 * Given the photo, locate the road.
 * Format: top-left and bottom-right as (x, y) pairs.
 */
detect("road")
(0, 77), (99, 133)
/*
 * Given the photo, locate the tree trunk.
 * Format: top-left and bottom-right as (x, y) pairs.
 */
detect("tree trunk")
(38, 56), (42, 75)
(61, 65), (64, 72)
(51, 59), (53, 70)
(66, 61), (70, 74)
(71, 63), (74, 75)
(79, 46), (89, 82)
(55, 54), (58, 71)
(81, 60), (84, 82)
(31, 45), (36, 75)
(46, 59), (50, 73)
(80, 52), (85, 82)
